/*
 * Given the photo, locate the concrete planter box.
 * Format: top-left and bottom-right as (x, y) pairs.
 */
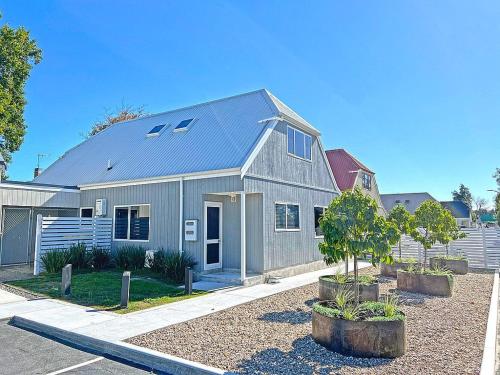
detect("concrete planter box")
(319, 277), (379, 302)
(312, 310), (406, 358)
(429, 257), (468, 275)
(381, 262), (417, 278)
(397, 270), (454, 297)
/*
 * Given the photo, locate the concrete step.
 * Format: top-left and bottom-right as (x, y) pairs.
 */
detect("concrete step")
(199, 272), (264, 286)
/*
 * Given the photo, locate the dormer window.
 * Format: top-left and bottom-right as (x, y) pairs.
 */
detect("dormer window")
(362, 173), (372, 190)
(147, 124), (167, 137)
(287, 126), (312, 161)
(174, 118), (196, 132)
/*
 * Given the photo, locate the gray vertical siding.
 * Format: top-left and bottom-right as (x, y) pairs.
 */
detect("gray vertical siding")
(79, 181), (180, 252)
(244, 176), (337, 272)
(246, 121), (336, 191)
(246, 193), (264, 273)
(183, 175), (243, 272)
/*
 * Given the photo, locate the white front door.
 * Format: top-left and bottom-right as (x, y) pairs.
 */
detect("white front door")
(204, 201), (222, 270)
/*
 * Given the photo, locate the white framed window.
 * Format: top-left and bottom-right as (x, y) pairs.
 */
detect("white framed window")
(314, 206), (327, 237)
(80, 207), (94, 218)
(287, 126), (312, 161)
(275, 202), (300, 231)
(113, 204), (150, 241)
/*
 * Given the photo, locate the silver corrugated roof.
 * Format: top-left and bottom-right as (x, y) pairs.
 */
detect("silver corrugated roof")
(34, 89), (317, 186)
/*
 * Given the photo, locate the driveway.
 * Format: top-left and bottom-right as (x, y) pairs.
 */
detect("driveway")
(0, 321), (162, 374)
(0, 264), (34, 282)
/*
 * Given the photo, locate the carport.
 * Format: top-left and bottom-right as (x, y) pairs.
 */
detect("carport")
(0, 181), (80, 266)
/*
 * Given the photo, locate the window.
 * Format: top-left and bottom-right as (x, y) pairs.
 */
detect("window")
(114, 205), (150, 241)
(362, 173), (372, 190)
(287, 126), (312, 161)
(314, 206), (326, 236)
(147, 124), (166, 137)
(174, 118), (195, 132)
(80, 207), (94, 218)
(275, 203), (300, 231)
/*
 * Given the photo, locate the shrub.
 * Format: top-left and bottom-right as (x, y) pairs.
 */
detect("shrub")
(163, 251), (197, 283)
(68, 243), (93, 270)
(148, 248), (167, 273)
(114, 245), (146, 270)
(91, 246), (112, 270)
(41, 249), (71, 274)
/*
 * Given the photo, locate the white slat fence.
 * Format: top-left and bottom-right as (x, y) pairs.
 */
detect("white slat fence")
(34, 215), (112, 275)
(393, 227), (500, 269)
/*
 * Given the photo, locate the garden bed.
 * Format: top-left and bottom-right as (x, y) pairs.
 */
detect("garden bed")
(7, 270), (206, 314)
(128, 267), (493, 374)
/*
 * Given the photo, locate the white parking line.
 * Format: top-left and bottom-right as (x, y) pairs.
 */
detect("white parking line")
(46, 357), (104, 375)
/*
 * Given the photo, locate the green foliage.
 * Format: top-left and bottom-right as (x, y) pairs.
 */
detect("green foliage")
(114, 245), (146, 271)
(438, 209), (466, 255)
(321, 274), (376, 286)
(433, 254), (466, 261)
(319, 188), (400, 267)
(0, 17), (42, 164)
(394, 257), (417, 264)
(388, 204), (416, 260)
(313, 297), (405, 322)
(91, 247), (112, 270)
(452, 184), (473, 209)
(334, 286), (354, 310)
(162, 250), (197, 283)
(148, 248), (168, 273)
(40, 249), (71, 274)
(68, 243), (92, 270)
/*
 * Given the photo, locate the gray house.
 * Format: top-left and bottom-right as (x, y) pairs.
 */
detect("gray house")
(33, 89), (340, 283)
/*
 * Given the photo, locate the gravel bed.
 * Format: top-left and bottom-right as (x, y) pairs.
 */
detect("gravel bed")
(128, 268), (493, 374)
(0, 283), (43, 300)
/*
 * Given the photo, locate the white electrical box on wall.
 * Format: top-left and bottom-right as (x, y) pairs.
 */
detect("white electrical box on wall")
(184, 220), (197, 241)
(95, 199), (107, 216)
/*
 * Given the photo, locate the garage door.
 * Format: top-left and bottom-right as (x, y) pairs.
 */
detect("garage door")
(0, 208), (31, 265)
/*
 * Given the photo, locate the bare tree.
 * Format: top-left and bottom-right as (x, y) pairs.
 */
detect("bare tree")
(87, 102), (147, 138)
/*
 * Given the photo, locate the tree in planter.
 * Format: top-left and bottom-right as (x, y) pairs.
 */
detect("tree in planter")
(387, 204), (415, 261)
(438, 209), (466, 256)
(411, 200), (445, 270)
(319, 188), (400, 303)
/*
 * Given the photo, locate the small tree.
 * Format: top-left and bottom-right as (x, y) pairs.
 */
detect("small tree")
(388, 204), (415, 261)
(411, 200), (445, 270)
(438, 209), (466, 256)
(87, 103), (147, 137)
(319, 188), (400, 304)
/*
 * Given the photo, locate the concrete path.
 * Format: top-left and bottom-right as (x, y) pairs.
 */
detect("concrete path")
(2, 261), (370, 342)
(0, 288), (26, 305)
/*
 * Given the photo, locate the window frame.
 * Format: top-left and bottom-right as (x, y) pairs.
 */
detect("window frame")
(146, 124), (168, 137)
(113, 204), (151, 242)
(274, 201), (301, 232)
(286, 125), (312, 162)
(362, 173), (372, 190)
(314, 206), (327, 238)
(174, 118), (197, 132)
(80, 207), (94, 218)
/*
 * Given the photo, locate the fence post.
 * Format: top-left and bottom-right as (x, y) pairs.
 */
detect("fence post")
(61, 264), (72, 297)
(121, 271), (131, 308)
(185, 267), (193, 295)
(482, 226), (488, 268)
(33, 214), (43, 276)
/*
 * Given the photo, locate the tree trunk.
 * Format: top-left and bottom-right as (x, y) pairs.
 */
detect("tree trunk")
(353, 255), (359, 305)
(345, 256), (349, 276)
(446, 244), (449, 257)
(423, 249), (427, 271)
(398, 240), (402, 261)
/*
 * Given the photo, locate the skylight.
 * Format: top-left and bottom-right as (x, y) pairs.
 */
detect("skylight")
(174, 118), (195, 132)
(147, 124), (166, 137)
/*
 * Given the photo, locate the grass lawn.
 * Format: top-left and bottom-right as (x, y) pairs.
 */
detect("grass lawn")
(7, 270), (207, 314)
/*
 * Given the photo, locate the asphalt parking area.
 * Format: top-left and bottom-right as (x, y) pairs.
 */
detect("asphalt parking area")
(0, 320), (160, 374)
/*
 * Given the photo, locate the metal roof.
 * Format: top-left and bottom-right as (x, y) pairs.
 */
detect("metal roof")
(34, 89), (318, 187)
(441, 200), (471, 218)
(380, 192), (437, 214)
(325, 149), (374, 191)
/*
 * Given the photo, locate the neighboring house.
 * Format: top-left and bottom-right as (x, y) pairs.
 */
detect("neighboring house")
(31, 89), (340, 283)
(325, 149), (386, 216)
(479, 213), (497, 227)
(381, 192), (436, 214)
(440, 201), (473, 228)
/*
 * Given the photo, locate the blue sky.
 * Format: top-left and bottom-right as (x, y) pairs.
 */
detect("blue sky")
(1, 1), (499, 205)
